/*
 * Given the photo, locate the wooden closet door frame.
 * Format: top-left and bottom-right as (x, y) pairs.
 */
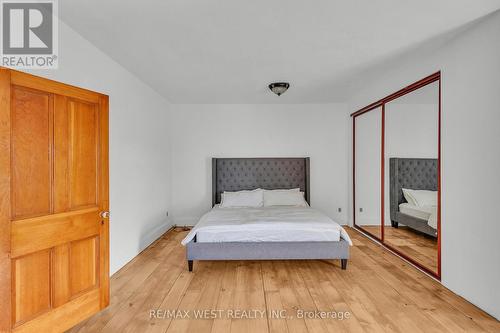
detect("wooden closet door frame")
(0, 68), (109, 332)
(351, 71), (441, 280)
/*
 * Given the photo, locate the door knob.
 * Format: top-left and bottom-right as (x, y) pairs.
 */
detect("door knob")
(100, 211), (110, 219)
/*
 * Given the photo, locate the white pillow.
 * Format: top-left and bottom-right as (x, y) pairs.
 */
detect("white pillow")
(403, 189), (437, 207)
(410, 190), (437, 207)
(263, 189), (308, 207)
(220, 189), (263, 208)
(402, 188), (418, 206)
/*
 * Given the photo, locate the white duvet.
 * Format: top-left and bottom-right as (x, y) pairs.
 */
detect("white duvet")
(427, 209), (437, 229)
(181, 206), (352, 245)
(399, 203), (437, 229)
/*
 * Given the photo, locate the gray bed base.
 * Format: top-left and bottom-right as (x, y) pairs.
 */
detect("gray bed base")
(186, 157), (350, 272)
(186, 238), (350, 271)
(391, 212), (437, 237)
(390, 158), (438, 237)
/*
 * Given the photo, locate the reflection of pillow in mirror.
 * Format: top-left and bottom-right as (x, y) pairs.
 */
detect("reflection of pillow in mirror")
(402, 188), (418, 206)
(403, 189), (437, 207)
(411, 190), (437, 207)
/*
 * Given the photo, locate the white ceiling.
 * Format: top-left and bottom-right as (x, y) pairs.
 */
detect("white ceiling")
(59, 1), (500, 103)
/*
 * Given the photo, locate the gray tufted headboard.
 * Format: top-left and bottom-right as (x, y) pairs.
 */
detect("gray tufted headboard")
(390, 158), (438, 219)
(212, 158), (310, 206)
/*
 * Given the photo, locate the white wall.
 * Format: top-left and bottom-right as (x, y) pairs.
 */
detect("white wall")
(354, 107), (382, 226)
(348, 11), (500, 319)
(26, 21), (173, 275)
(170, 104), (349, 226)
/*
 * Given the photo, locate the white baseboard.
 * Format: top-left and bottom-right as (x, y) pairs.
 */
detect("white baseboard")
(171, 216), (198, 227)
(139, 220), (174, 251)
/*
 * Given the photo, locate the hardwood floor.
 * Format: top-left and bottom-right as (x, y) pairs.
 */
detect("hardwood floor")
(361, 225), (438, 272)
(67, 227), (499, 333)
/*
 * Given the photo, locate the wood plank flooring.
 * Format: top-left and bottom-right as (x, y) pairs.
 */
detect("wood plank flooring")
(362, 225), (438, 272)
(67, 227), (499, 333)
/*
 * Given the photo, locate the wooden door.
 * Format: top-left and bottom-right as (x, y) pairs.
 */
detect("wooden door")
(0, 68), (109, 333)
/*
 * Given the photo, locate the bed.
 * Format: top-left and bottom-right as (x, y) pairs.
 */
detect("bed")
(389, 158), (438, 237)
(182, 158), (351, 272)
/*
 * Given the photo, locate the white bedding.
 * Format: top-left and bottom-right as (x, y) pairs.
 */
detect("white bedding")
(181, 206), (352, 245)
(399, 203), (437, 229)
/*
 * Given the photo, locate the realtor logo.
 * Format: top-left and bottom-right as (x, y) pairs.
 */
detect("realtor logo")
(1, 0), (58, 69)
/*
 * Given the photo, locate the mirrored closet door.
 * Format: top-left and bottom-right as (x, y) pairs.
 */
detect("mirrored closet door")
(384, 80), (439, 275)
(353, 73), (441, 278)
(354, 106), (383, 240)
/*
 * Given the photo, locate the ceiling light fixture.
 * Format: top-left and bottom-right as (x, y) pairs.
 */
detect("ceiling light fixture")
(268, 82), (290, 96)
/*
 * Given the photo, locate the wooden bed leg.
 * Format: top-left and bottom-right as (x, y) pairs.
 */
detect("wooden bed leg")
(341, 259), (347, 270)
(391, 221), (399, 228)
(188, 260), (193, 272)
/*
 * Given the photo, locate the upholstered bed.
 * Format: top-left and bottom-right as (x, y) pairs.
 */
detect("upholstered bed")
(390, 158), (438, 237)
(183, 158), (351, 271)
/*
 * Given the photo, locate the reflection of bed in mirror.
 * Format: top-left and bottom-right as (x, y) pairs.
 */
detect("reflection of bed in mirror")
(390, 158), (438, 237)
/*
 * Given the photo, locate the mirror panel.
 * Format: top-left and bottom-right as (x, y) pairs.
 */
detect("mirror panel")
(354, 106), (382, 240)
(384, 81), (439, 275)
